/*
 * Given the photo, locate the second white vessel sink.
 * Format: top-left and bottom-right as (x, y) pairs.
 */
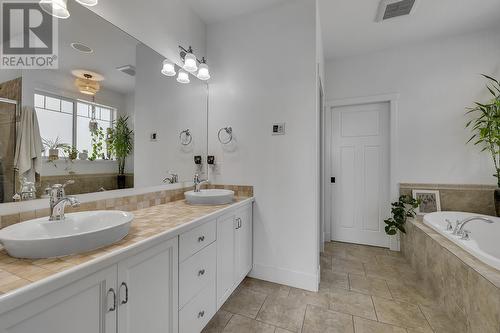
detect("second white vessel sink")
(0, 210), (133, 259)
(185, 189), (235, 205)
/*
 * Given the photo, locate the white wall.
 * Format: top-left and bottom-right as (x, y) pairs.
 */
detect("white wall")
(207, 0), (319, 290)
(326, 28), (500, 186)
(134, 44), (207, 188)
(88, 0), (206, 67)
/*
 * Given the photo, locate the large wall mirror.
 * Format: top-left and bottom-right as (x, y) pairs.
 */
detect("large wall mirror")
(0, 2), (208, 203)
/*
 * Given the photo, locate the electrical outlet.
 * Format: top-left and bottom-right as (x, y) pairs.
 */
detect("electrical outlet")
(272, 123), (285, 135)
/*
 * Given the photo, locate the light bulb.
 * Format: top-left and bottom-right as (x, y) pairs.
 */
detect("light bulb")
(39, 0), (70, 19)
(74, 0), (98, 6)
(177, 70), (190, 84)
(183, 53), (198, 73)
(197, 63), (210, 80)
(161, 60), (176, 76)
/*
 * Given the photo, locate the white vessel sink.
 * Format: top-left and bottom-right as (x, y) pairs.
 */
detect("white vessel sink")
(185, 189), (235, 205)
(0, 210), (133, 259)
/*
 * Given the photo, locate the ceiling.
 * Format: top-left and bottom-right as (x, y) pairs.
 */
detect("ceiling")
(58, 2), (138, 94)
(185, 0), (288, 24)
(320, 0), (500, 60)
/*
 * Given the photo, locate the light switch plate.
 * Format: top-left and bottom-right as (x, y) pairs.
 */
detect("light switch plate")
(272, 123), (285, 135)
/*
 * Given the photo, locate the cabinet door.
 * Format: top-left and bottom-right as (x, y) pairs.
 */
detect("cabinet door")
(0, 266), (117, 333)
(236, 203), (253, 282)
(216, 213), (236, 308)
(117, 238), (178, 333)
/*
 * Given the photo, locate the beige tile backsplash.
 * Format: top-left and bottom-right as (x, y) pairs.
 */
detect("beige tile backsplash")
(400, 183), (496, 215)
(0, 184), (253, 229)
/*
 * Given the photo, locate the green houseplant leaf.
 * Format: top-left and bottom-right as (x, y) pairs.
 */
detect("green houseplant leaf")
(384, 195), (420, 236)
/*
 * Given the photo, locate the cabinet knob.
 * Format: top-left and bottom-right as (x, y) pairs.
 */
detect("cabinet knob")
(198, 235), (205, 242)
(198, 269), (206, 276)
(198, 310), (205, 318)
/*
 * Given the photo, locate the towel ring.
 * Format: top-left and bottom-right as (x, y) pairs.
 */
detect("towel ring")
(179, 129), (192, 145)
(218, 127), (233, 144)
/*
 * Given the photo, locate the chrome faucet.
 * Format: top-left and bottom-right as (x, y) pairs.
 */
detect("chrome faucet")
(49, 180), (80, 221)
(452, 216), (494, 238)
(193, 173), (208, 192)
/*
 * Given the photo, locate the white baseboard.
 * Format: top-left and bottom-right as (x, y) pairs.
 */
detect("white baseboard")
(249, 263), (319, 292)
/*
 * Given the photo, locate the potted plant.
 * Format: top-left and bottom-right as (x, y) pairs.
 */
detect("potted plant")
(89, 127), (105, 161)
(384, 195), (420, 251)
(43, 137), (67, 161)
(110, 115), (133, 189)
(63, 145), (79, 161)
(466, 74), (500, 216)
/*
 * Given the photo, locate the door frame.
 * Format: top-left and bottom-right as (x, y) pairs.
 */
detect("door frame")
(323, 93), (399, 243)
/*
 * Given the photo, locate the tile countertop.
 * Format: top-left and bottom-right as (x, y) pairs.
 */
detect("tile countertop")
(0, 197), (253, 299)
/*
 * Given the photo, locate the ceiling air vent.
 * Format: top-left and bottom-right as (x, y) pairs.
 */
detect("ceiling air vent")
(116, 65), (136, 77)
(375, 0), (417, 22)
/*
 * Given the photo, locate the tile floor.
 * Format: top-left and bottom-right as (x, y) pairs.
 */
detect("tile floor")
(203, 241), (462, 333)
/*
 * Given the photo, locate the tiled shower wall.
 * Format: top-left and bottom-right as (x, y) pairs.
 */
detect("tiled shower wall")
(400, 183), (496, 215)
(0, 184), (253, 229)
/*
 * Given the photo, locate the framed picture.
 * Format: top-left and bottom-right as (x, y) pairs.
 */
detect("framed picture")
(412, 190), (441, 215)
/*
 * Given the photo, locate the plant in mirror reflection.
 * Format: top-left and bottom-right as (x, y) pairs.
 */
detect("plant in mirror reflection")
(466, 75), (500, 187)
(384, 195), (420, 235)
(109, 115), (133, 175)
(89, 126), (105, 161)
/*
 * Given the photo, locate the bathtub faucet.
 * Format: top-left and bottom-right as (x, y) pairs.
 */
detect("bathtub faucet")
(453, 216), (494, 238)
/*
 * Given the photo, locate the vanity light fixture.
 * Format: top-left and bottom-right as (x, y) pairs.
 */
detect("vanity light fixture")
(39, 0), (70, 19)
(161, 60), (176, 77)
(74, 0), (98, 6)
(182, 47), (198, 73)
(40, 0), (98, 19)
(177, 70), (190, 84)
(197, 58), (210, 81)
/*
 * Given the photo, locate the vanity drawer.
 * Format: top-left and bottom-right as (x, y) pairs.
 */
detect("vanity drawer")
(179, 219), (216, 261)
(179, 282), (216, 333)
(179, 241), (216, 308)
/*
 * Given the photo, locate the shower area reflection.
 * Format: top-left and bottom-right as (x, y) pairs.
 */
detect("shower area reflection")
(0, 98), (18, 203)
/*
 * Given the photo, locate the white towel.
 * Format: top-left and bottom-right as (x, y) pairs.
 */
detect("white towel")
(14, 106), (43, 177)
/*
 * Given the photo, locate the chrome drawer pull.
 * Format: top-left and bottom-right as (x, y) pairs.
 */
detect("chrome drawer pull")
(198, 235), (205, 242)
(198, 269), (206, 276)
(107, 288), (117, 312)
(198, 310), (205, 318)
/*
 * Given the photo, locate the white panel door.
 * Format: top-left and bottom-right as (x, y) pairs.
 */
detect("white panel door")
(216, 212), (236, 308)
(0, 266), (117, 333)
(235, 204), (253, 282)
(331, 102), (390, 247)
(117, 238), (178, 333)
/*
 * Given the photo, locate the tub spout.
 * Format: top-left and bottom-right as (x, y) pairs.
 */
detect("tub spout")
(453, 216), (494, 237)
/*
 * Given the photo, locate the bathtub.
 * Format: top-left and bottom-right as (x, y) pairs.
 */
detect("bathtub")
(423, 211), (500, 271)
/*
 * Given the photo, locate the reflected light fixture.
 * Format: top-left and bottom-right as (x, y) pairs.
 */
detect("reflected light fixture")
(197, 58), (210, 81)
(75, 73), (100, 95)
(182, 47), (198, 73)
(176, 70), (190, 84)
(161, 60), (176, 77)
(75, 0), (98, 6)
(39, 0), (70, 19)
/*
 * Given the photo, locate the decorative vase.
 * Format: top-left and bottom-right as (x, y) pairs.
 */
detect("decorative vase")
(79, 150), (88, 160)
(494, 188), (500, 217)
(389, 233), (400, 252)
(117, 174), (126, 189)
(48, 148), (59, 161)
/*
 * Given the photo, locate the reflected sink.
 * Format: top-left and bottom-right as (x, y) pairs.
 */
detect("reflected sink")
(0, 210), (133, 259)
(185, 189), (235, 205)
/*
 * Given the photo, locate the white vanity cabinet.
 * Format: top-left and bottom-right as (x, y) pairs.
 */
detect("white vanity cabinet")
(216, 204), (253, 307)
(0, 199), (253, 333)
(0, 238), (179, 333)
(0, 266), (117, 333)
